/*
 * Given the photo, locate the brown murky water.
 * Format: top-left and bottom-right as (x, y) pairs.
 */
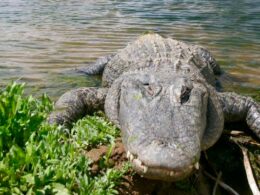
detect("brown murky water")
(0, 0), (259, 99)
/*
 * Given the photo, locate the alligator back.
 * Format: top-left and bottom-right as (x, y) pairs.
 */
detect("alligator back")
(102, 34), (221, 87)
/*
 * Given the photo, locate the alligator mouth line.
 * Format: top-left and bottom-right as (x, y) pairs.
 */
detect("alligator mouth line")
(127, 151), (199, 181)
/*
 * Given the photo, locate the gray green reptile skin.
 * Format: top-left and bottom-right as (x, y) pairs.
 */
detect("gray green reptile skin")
(49, 34), (260, 181)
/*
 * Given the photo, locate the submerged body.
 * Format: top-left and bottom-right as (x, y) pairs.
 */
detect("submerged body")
(49, 34), (260, 181)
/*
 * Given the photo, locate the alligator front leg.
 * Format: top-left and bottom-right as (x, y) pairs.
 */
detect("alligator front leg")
(49, 88), (108, 127)
(76, 54), (114, 75)
(218, 92), (260, 138)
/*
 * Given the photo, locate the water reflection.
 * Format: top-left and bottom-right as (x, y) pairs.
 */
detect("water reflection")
(0, 0), (259, 99)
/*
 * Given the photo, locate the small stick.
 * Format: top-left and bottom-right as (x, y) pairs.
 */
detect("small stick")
(223, 130), (246, 136)
(224, 131), (260, 147)
(212, 172), (222, 195)
(203, 171), (239, 195)
(241, 147), (260, 195)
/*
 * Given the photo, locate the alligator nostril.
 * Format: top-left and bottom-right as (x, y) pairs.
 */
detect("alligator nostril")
(181, 86), (191, 104)
(152, 140), (166, 147)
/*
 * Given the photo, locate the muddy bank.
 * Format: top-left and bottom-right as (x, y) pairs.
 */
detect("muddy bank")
(85, 136), (256, 195)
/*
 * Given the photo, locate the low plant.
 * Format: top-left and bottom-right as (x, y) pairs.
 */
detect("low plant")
(0, 82), (128, 194)
(0, 82), (52, 158)
(71, 114), (120, 149)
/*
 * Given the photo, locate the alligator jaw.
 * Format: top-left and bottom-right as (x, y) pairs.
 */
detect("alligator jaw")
(127, 151), (199, 181)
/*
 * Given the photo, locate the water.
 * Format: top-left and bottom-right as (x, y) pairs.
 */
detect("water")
(0, 0), (259, 99)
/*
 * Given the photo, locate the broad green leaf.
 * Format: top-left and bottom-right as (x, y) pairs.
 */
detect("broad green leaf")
(52, 183), (70, 195)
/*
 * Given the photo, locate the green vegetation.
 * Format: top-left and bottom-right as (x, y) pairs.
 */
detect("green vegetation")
(0, 82), (128, 194)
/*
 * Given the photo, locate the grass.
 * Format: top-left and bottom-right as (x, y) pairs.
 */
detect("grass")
(0, 82), (128, 195)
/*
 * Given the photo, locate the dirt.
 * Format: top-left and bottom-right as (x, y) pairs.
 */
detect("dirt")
(85, 135), (260, 194)
(84, 129), (260, 195)
(85, 139), (213, 195)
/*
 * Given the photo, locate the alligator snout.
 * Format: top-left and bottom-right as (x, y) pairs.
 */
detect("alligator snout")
(126, 148), (200, 181)
(124, 136), (201, 181)
(118, 73), (208, 181)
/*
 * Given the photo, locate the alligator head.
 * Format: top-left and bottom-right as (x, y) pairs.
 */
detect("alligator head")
(105, 70), (224, 181)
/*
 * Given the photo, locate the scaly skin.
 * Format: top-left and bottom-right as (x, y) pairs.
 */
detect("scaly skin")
(218, 92), (260, 135)
(49, 34), (260, 181)
(49, 88), (107, 127)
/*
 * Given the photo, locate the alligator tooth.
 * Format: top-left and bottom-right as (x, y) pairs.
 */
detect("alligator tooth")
(133, 158), (142, 166)
(195, 162), (199, 170)
(130, 154), (134, 161)
(126, 151), (131, 158)
(143, 166), (148, 173)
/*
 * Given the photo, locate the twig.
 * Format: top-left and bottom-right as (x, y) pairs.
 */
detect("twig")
(224, 130), (260, 147)
(241, 147), (260, 195)
(203, 171), (239, 195)
(212, 172), (222, 195)
(223, 130), (246, 136)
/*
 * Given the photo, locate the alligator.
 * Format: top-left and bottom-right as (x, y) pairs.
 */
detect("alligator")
(49, 34), (260, 181)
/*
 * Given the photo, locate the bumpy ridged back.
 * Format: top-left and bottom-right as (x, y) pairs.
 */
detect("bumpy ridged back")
(102, 34), (220, 87)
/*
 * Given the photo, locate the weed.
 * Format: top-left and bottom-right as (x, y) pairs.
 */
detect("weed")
(0, 82), (128, 194)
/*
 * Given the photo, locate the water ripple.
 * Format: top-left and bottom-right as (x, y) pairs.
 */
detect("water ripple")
(0, 0), (259, 98)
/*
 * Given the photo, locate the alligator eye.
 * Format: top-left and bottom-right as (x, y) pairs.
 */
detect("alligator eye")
(181, 87), (191, 104)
